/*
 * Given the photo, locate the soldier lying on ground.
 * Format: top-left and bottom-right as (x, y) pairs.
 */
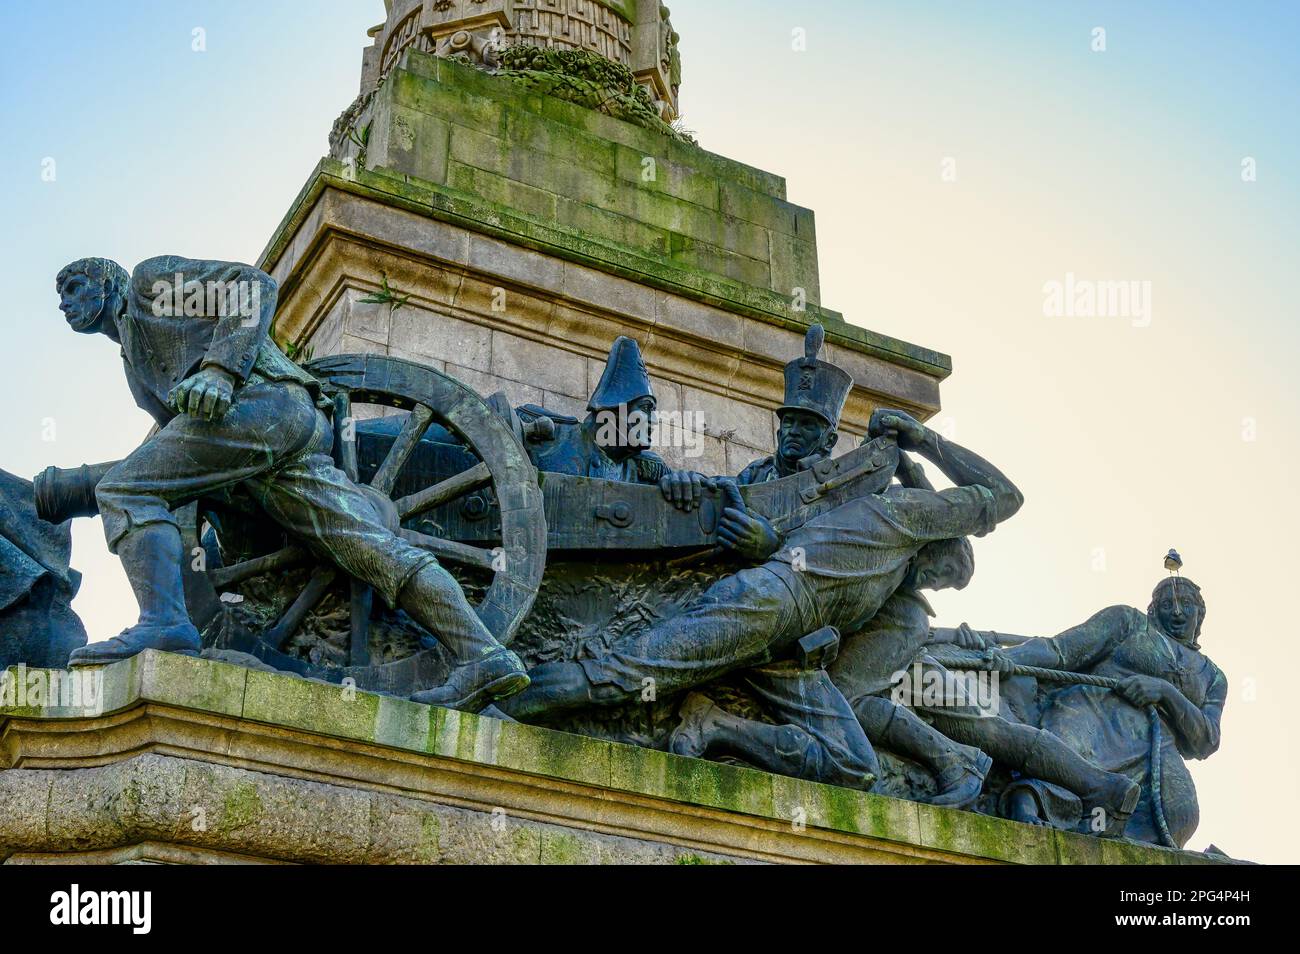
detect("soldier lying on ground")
(969, 573), (1225, 846)
(54, 256), (528, 711)
(828, 453), (1141, 831)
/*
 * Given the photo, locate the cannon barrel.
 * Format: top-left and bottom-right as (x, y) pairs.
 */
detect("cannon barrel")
(34, 460), (121, 524)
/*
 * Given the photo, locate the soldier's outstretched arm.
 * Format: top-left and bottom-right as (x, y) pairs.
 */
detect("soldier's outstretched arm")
(869, 409), (1023, 525)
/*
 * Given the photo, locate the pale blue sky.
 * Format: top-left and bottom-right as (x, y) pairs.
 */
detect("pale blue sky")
(2, 2), (1298, 861)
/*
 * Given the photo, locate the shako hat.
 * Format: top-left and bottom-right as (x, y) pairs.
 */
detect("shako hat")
(778, 324), (853, 428)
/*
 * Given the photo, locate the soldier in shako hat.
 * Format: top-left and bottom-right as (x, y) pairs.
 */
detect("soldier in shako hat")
(739, 324), (853, 485)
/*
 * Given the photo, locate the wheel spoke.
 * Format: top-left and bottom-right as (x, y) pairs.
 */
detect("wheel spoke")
(349, 581), (373, 667)
(334, 392), (359, 481)
(399, 528), (496, 570)
(395, 461), (491, 520)
(369, 404), (435, 496)
(266, 567), (337, 650)
(209, 545), (308, 590)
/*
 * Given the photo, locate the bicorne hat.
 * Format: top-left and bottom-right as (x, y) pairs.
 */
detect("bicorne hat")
(778, 324), (853, 429)
(588, 336), (655, 412)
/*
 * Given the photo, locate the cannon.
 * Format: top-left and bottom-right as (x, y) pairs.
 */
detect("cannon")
(36, 354), (900, 695)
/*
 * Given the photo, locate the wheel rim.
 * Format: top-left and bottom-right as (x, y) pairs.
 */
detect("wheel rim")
(191, 354), (547, 691)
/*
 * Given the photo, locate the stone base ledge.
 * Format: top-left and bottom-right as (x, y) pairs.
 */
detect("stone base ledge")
(0, 652), (1223, 865)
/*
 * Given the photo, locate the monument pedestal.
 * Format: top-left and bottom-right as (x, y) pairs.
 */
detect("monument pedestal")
(260, 50), (951, 472)
(0, 653), (1220, 865)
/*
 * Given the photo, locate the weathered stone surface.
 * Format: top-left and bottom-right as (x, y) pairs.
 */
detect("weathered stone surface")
(260, 164), (948, 386)
(0, 653), (1231, 865)
(263, 182), (945, 479)
(391, 306), (494, 374)
(347, 0), (681, 128)
(489, 329), (588, 399)
(341, 51), (821, 301)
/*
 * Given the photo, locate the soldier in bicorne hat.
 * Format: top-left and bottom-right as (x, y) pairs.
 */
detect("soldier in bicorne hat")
(522, 335), (706, 502)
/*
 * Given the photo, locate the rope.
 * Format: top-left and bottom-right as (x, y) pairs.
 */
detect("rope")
(996, 663), (1119, 690)
(930, 648), (1178, 847)
(1147, 707), (1175, 847)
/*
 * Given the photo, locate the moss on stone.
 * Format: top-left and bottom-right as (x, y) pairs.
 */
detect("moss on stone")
(916, 801), (1058, 864)
(540, 830), (587, 864)
(240, 669), (380, 743)
(258, 159), (952, 380)
(140, 650), (247, 718)
(496, 721), (612, 788)
(1, 652), (1231, 865)
(673, 853), (733, 865)
(493, 46), (689, 144)
(611, 742), (775, 818)
(1100, 837), (1182, 865)
(219, 781), (263, 835)
(414, 813), (441, 864)
(374, 694), (432, 751)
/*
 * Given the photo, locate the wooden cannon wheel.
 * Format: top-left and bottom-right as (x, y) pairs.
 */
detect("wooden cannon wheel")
(186, 354), (547, 693)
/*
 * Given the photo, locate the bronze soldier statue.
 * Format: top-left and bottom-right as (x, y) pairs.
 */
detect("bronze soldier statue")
(663, 326), (878, 790)
(54, 255), (528, 711)
(825, 532), (1144, 832)
(0, 468), (87, 668)
(657, 331), (1139, 830)
(519, 334), (708, 508)
(523, 336), (665, 483)
(659, 323), (850, 513)
(971, 567), (1225, 846)
(738, 323), (850, 484)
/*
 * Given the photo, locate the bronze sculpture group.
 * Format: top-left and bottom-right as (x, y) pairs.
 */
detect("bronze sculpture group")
(0, 254), (1226, 850)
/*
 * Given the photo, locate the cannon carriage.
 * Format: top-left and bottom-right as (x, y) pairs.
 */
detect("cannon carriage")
(36, 353), (900, 699)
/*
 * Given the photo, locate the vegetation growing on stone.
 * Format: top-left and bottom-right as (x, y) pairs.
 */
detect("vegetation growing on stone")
(495, 46), (695, 145)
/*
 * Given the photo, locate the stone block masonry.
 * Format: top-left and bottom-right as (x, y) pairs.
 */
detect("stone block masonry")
(0, 653), (1230, 865)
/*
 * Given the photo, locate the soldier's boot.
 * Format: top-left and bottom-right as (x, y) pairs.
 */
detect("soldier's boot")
(1022, 730), (1140, 838)
(402, 563), (529, 712)
(494, 661), (617, 721)
(854, 696), (989, 808)
(667, 692), (723, 758)
(671, 692), (876, 789)
(69, 524), (201, 666)
(930, 748), (994, 809)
